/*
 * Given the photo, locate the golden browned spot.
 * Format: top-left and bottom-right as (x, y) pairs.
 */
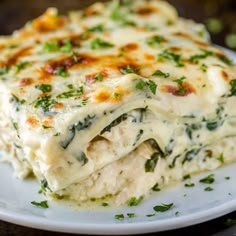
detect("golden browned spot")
(5, 46), (32, 67)
(121, 43), (138, 52)
(193, 40), (209, 47)
(83, 6), (100, 17)
(42, 116), (54, 127)
(95, 90), (111, 102)
(173, 32), (192, 39)
(43, 54), (96, 76)
(86, 70), (108, 84)
(136, 6), (158, 16)
(161, 82), (196, 96)
(169, 47), (182, 53)
(144, 54), (155, 60)
(32, 9), (66, 33)
(26, 116), (39, 128)
(19, 78), (34, 87)
(221, 70), (229, 81)
(53, 103), (64, 109)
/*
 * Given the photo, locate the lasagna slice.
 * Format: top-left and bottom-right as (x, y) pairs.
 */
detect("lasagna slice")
(0, 0), (236, 205)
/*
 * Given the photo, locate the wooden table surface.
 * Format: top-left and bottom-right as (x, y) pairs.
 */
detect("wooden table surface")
(0, 0), (235, 235)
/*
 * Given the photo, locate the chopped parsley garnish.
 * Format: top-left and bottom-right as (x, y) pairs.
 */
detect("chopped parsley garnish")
(34, 95), (57, 112)
(146, 35), (165, 47)
(200, 63), (208, 72)
(60, 125), (76, 149)
(114, 214), (125, 220)
(110, 0), (124, 21)
(206, 120), (219, 131)
(0, 66), (9, 75)
(57, 86), (84, 99)
(146, 213), (156, 217)
(217, 153), (224, 163)
(11, 94), (26, 105)
(43, 39), (73, 53)
(225, 176), (230, 180)
(135, 79), (157, 95)
(127, 213), (136, 218)
(216, 54), (232, 65)
(35, 84), (52, 93)
(39, 178), (51, 194)
(43, 40), (59, 52)
(145, 152), (159, 172)
(127, 196), (144, 206)
(133, 129), (143, 146)
(152, 69), (170, 78)
(184, 183), (195, 187)
(189, 49), (213, 64)
(12, 61), (30, 73)
(173, 76), (186, 95)
(229, 79), (236, 96)
(87, 24), (104, 33)
(60, 40), (73, 53)
(120, 65), (139, 74)
(135, 79), (146, 90)
(183, 174), (191, 180)
(31, 200), (49, 209)
(204, 186), (214, 191)
(55, 66), (70, 77)
(153, 203), (174, 212)
(95, 73), (103, 81)
(102, 202), (109, 207)
(152, 183), (161, 192)
(199, 174), (215, 184)
(90, 38), (114, 50)
(114, 92), (120, 99)
(158, 50), (184, 67)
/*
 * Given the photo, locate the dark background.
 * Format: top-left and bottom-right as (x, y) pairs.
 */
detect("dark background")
(0, 0), (235, 235)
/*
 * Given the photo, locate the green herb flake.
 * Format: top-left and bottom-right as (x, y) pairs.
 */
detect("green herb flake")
(200, 63), (208, 72)
(110, 0), (124, 21)
(229, 79), (236, 96)
(87, 24), (104, 33)
(127, 196), (144, 206)
(184, 183), (195, 187)
(34, 95), (57, 112)
(225, 176), (230, 180)
(90, 38), (114, 50)
(120, 65), (139, 74)
(35, 84), (52, 93)
(11, 94), (26, 105)
(57, 86), (84, 99)
(43, 40), (59, 52)
(146, 35), (165, 47)
(145, 152), (159, 172)
(152, 183), (161, 192)
(183, 174), (191, 180)
(189, 49), (213, 64)
(152, 69), (170, 78)
(12, 61), (30, 73)
(199, 174), (215, 184)
(135, 79), (146, 90)
(148, 80), (157, 95)
(217, 153), (224, 164)
(0, 66), (9, 75)
(31, 200), (49, 209)
(95, 73), (103, 81)
(114, 214), (125, 220)
(153, 203), (174, 212)
(60, 40), (73, 53)
(55, 66), (70, 78)
(102, 202), (109, 207)
(204, 186), (214, 191)
(127, 213), (136, 218)
(158, 50), (184, 67)
(146, 213), (156, 217)
(216, 54), (232, 66)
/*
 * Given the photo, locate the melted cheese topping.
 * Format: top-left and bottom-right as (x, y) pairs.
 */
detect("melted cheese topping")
(0, 0), (236, 205)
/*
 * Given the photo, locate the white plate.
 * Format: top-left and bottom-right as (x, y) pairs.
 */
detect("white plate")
(0, 48), (236, 235)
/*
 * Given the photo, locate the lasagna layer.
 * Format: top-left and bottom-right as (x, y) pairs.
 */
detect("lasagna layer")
(0, 0), (236, 205)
